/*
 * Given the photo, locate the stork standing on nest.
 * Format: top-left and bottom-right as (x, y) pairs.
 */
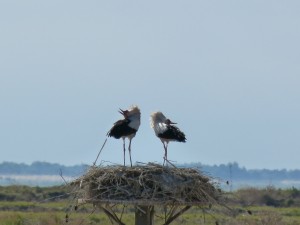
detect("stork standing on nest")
(150, 111), (186, 165)
(107, 105), (141, 167)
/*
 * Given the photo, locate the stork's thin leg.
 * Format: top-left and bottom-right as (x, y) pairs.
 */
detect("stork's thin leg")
(161, 140), (167, 166)
(128, 138), (133, 167)
(123, 138), (126, 166)
(165, 142), (169, 164)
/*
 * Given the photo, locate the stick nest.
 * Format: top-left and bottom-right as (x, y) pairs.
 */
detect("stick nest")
(72, 163), (221, 206)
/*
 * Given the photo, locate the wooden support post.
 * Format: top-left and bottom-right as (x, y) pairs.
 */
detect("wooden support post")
(135, 205), (154, 225)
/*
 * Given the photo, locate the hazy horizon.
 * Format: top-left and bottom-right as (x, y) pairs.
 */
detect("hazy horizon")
(1, 160), (300, 189)
(1, 1), (300, 170)
(1, 159), (299, 172)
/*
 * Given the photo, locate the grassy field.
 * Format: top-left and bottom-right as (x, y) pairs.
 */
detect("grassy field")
(0, 186), (300, 225)
(0, 201), (300, 224)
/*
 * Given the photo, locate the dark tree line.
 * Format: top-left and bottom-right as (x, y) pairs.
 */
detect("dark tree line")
(1, 161), (300, 182)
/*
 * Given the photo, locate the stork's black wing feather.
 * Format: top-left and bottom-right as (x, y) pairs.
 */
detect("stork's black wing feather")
(107, 119), (137, 139)
(158, 125), (186, 142)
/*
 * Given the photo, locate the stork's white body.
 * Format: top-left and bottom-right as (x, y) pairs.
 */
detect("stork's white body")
(150, 112), (186, 165)
(107, 105), (141, 167)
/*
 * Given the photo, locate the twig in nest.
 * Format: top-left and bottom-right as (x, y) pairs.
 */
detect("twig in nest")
(93, 138), (108, 166)
(59, 169), (68, 185)
(136, 205), (146, 214)
(120, 205), (126, 221)
(164, 206), (191, 225)
(100, 205), (125, 225)
(165, 158), (177, 168)
(78, 205), (97, 225)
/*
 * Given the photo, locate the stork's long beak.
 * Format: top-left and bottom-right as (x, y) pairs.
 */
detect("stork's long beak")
(118, 108), (125, 116)
(166, 119), (177, 125)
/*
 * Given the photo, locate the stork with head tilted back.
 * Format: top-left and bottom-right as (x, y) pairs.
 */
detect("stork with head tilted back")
(150, 111), (186, 165)
(107, 105), (141, 167)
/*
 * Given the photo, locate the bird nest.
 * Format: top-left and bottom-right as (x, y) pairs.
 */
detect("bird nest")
(72, 163), (220, 206)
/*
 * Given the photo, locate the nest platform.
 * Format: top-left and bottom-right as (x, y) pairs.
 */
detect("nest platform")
(72, 163), (220, 206)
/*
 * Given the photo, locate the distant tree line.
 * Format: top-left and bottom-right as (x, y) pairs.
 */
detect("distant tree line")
(179, 162), (300, 181)
(0, 161), (88, 176)
(1, 161), (300, 181)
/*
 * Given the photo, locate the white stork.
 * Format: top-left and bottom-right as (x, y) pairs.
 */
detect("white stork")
(150, 111), (186, 165)
(107, 105), (141, 167)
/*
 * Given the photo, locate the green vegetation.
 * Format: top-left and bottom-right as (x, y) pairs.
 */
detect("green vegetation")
(232, 186), (300, 207)
(0, 185), (68, 201)
(0, 185), (300, 224)
(0, 205), (299, 225)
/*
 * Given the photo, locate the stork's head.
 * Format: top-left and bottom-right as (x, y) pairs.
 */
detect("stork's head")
(127, 105), (141, 118)
(119, 105), (141, 121)
(118, 109), (129, 118)
(150, 111), (167, 128)
(165, 119), (177, 125)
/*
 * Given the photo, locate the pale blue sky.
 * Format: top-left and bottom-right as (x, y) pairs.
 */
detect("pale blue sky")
(1, 1), (300, 169)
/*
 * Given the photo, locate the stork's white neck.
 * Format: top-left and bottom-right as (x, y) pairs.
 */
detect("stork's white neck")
(128, 113), (141, 130)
